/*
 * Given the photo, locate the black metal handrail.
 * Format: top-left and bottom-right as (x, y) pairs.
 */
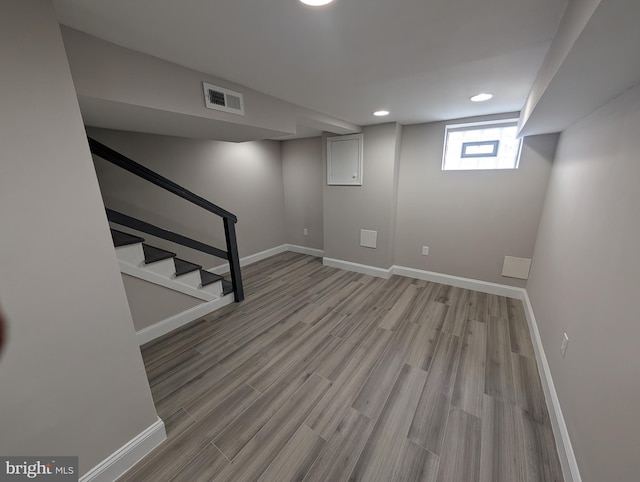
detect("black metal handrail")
(90, 138), (244, 302)
(89, 139), (236, 221)
(106, 209), (229, 260)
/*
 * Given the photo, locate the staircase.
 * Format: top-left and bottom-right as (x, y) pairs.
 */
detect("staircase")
(89, 136), (244, 303)
(88, 137), (244, 344)
(111, 229), (233, 301)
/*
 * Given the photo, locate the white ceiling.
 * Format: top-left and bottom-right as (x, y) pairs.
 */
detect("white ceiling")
(53, 0), (568, 129)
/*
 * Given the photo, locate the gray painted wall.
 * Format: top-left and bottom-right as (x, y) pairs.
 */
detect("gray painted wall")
(89, 128), (286, 269)
(286, 116), (553, 285)
(527, 84), (640, 481)
(0, 0), (158, 475)
(323, 123), (402, 269)
(121, 275), (202, 331)
(282, 138), (324, 250)
(395, 116), (557, 287)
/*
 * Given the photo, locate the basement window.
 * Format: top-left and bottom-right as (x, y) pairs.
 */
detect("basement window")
(442, 119), (522, 170)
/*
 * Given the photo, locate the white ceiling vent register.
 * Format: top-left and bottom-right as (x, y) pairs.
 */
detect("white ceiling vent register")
(202, 82), (245, 115)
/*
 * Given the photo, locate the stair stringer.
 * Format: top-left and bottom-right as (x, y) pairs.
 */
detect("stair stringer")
(115, 241), (225, 300)
(118, 261), (234, 345)
(135, 295), (233, 346)
(118, 261), (215, 301)
(114, 242), (233, 345)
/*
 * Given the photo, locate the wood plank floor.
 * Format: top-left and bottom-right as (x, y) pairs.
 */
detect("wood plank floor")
(119, 252), (563, 482)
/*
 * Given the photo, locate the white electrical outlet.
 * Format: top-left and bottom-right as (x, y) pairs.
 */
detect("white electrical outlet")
(422, 246), (429, 256)
(303, 228), (308, 236)
(561, 333), (569, 357)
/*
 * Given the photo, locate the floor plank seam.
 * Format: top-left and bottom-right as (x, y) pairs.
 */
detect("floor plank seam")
(213, 442), (232, 463)
(245, 381), (262, 394)
(257, 424), (316, 482)
(181, 406), (197, 423)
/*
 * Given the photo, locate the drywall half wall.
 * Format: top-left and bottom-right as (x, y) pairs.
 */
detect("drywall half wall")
(89, 128), (286, 269)
(526, 84), (640, 481)
(121, 275), (202, 331)
(0, 0), (158, 476)
(60, 27), (297, 141)
(323, 123), (402, 270)
(282, 137), (324, 250)
(519, 0), (600, 134)
(395, 114), (557, 287)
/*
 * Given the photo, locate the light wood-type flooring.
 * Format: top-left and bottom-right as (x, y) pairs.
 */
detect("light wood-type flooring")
(119, 252), (563, 481)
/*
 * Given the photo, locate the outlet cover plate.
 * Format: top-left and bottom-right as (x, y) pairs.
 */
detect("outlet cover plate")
(561, 333), (569, 357)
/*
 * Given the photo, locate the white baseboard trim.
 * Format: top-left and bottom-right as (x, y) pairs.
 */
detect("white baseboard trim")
(319, 258), (526, 298)
(136, 295), (234, 346)
(392, 265), (526, 299)
(80, 417), (166, 482)
(286, 244), (324, 257)
(322, 257), (393, 279)
(209, 245), (288, 273)
(521, 292), (581, 482)
(119, 261), (213, 302)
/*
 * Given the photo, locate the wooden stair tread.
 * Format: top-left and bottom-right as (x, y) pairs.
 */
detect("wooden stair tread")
(142, 244), (176, 264)
(199, 269), (223, 287)
(174, 258), (202, 276)
(111, 229), (144, 247)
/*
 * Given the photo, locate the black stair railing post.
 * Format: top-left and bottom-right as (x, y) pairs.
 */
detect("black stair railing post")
(223, 217), (244, 302)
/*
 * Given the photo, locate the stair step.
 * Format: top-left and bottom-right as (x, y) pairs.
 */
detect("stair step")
(142, 244), (176, 264)
(199, 269), (223, 287)
(111, 229), (144, 247)
(222, 279), (234, 296)
(174, 258), (202, 276)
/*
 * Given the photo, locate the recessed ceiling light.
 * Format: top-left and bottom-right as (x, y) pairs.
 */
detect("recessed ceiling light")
(470, 93), (493, 102)
(299, 0), (334, 6)
(374, 110), (390, 117)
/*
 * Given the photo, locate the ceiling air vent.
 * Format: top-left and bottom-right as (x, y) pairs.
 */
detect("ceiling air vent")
(203, 82), (245, 115)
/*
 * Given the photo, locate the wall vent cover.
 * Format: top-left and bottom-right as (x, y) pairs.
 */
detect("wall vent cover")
(203, 82), (245, 115)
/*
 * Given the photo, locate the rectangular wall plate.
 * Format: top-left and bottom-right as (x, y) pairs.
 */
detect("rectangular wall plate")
(502, 256), (532, 279)
(360, 229), (377, 249)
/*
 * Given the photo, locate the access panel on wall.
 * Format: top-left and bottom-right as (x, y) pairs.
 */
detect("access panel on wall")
(327, 133), (363, 185)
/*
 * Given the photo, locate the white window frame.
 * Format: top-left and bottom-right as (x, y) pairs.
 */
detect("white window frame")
(441, 118), (523, 171)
